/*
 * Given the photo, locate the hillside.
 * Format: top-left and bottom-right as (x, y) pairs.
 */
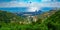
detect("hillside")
(44, 10), (60, 30)
(0, 10), (60, 30)
(36, 10), (57, 23)
(0, 10), (24, 23)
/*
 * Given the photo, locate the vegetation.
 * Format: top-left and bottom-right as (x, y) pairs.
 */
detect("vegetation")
(0, 9), (60, 30)
(44, 10), (60, 30)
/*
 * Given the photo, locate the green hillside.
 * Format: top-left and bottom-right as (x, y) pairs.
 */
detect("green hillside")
(0, 10), (25, 24)
(0, 10), (60, 30)
(44, 10), (60, 30)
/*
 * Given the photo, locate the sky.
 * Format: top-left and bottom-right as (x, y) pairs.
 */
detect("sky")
(0, 0), (60, 12)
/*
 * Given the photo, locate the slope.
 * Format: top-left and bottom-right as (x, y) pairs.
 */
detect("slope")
(44, 10), (60, 30)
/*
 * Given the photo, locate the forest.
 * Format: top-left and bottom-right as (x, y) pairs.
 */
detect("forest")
(0, 9), (60, 30)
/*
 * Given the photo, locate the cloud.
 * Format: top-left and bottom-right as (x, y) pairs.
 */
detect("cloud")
(0, 1), (60, 7)
(27, 7), (40, 12)
(0, 0), (60, 12)
(0, 1), (29, 7)
(42, 0), (51, 2)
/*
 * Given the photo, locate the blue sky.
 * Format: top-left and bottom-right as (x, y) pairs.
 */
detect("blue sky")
(0, 0), (60, 12)
(0, 0), (41, 3)
(0, 0), (60, 2)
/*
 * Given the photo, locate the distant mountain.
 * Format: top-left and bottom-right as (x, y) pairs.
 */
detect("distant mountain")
(17, 10), (43, 16)
(16, 9), (57, 16)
